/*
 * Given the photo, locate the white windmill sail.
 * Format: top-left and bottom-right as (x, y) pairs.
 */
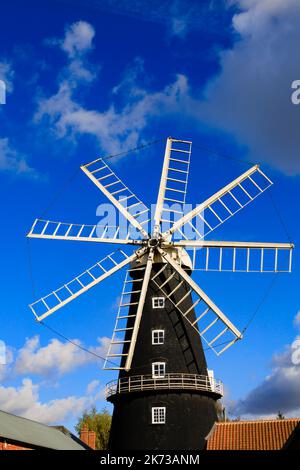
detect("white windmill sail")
(28, 219), (144, 245)
(81, 157), (151, 238)
(154, 248), (243, 355)
(153, 138), (192, 236)
(104, 249), (154, 371)
(161, 165), (273, 241)
(171, 240), (294, 273)
(103, 265), (146, 370)
(30, 247), (147, 322)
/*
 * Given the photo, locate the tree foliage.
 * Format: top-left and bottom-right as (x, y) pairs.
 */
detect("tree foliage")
(76, 406), (112, 450)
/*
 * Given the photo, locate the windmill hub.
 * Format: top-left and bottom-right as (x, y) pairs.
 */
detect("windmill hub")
(148, 237), (160, 248)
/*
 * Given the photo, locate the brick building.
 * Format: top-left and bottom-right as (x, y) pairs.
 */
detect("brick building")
(206, 418), (300, 450)
(79, 424), (97, 449)
(0, 409), (94, 450)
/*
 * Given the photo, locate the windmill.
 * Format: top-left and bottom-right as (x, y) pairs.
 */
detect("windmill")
(27, 137), (293, 450)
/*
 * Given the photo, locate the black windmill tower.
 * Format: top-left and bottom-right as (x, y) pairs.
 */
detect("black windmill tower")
(27, 137), (293, 450)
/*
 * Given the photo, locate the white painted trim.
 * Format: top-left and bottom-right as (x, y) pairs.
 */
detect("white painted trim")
(171, 240), (294, 249)
(152, 297), (165, 309)
(153, 137), (172, 233)
(124, 249), (154, 371)
(152, 329), (165, 345)
(151, 406), (166, 424)
(152, 361), (166, 378)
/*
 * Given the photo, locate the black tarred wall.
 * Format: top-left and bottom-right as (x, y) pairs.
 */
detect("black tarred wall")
(108, 263), (219, 450)
(109, 392), (217, 450)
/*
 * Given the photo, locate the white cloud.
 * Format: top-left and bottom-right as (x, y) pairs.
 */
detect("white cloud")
(14, 335), (110, 378)
(61, 21), (95, 58)
(46, 21), (97, 84)
(200, 0), (300, 174)
(35, 20), (202, 155)
(0, 378), (101, 425)
(0, 61), (14, 93)
(0, 138), (37, 176)
(35, 71), (192, 154)
(0, 343), (14, 378)
(61, 21), (97, 84)
(169, 17), (189, 38)
(235, 362), (300, 417)
(231, 313), (300, 417)
(166, 1), (199, 39)
(81, 1), (229, 39)
(294, 311), (300, 328)
(112, 57), (145, 96)
(0, 335), (108, 425)
(86, 379), (100, 395)
(67, 57), (96, 83)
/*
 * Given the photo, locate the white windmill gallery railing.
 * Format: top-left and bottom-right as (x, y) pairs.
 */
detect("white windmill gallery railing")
(105, 373), (224, 399)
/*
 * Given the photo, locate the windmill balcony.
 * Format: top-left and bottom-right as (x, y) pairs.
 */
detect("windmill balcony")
(105, 373), (223, 400)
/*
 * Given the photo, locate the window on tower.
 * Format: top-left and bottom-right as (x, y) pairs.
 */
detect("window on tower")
(152, 361), (166, 378)
(152, 297), (165, 309)
(151, 407), (166, 424)
(152, 330), (165, 345)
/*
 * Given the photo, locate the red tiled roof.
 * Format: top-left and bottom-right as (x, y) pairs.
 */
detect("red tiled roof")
(206, 419), (300, 450)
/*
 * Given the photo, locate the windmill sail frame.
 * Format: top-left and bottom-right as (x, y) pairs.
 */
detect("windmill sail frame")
(27, 137), (294, 369)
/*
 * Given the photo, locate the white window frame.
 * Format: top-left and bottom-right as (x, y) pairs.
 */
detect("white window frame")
(152, 297), (165, 309)
(152, 329), (165, 345)
(152, 361), (166, 378)
(152, 406), (166, 424)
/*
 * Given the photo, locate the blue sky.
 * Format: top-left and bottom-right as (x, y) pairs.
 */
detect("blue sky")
(1, 0), (300, 431)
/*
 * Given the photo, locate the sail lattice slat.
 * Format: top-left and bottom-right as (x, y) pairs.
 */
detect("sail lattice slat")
(27, 219), (141, 244)
(164, 166), (272, 241)
(29, 249), (139, 322)
(151, 263), (241, 356)
(159, 140), (192, 233)
(81, 158), (151, 237)
(103, 266), (146, 370)
(187, 245), (293, 273)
